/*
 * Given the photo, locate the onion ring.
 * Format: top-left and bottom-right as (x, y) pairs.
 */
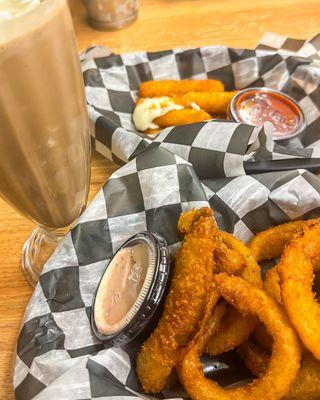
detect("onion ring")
(215, 236), (245, 275)
(249, 219), (320, 305)
(205, 305), (257, 356)
(237, 340), (269, 377)
(284, 355), (320, 400)
(238, 341), (320, 400)
(264, 255), (320, 305)
(248, 220), (311, 262)
(251, 321), (273, 353)
(264, 267), (283, 303)
(136, 207), (218, 393)
(249, 218), (320, 265)
(179, 273), (301, 400)
(205, 233), (262, 356)
(277, 222), (320, 360)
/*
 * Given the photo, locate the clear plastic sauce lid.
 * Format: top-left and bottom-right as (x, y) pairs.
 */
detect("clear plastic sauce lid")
(92, 232), (169, 346)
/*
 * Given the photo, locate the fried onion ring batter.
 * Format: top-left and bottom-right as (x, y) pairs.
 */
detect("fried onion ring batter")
(277, 222), (320, 360)
(179, 274), (301, 400)
(249, 219), (320, 305)
(205, 233), (262, 356)
(237, 340), (269, 377)
(248, 219), (319, 263)
(264, 267), (283, 303)
(284, 355), (320, 400)
(238, 342), (320, 400)
(215, 233), (245, 275)
(136, 207), (218, 393)
(205, 305), (257, 356)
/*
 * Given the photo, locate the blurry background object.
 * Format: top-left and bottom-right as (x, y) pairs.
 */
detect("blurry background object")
(84, 0), (139, 30)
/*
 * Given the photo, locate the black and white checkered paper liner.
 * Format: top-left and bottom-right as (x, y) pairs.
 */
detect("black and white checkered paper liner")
(81, 31), (320, 175)
(14, 33), (320, 400)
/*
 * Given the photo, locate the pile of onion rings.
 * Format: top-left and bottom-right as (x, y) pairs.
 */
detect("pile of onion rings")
(244, 219), (320, 399)
(136, 207), (320, 400)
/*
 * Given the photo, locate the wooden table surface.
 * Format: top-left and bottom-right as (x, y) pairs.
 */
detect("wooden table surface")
(1, 0), (319, 398)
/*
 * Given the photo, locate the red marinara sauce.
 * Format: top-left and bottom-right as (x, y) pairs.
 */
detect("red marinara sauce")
(229, 88), (306, 140)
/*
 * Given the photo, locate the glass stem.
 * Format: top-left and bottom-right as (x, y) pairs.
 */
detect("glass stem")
(21, 226), (67, 287)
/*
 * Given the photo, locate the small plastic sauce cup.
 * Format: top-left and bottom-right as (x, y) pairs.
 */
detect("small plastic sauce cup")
(229, 88), (306, 141)
(91, 232), (170, 347)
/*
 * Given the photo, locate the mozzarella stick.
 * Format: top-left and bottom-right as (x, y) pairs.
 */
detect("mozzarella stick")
(153, 108), (212, 127)
(144, 128), (161, 134)
(139, 79), (224, 97)
(174, 91), (238, 114)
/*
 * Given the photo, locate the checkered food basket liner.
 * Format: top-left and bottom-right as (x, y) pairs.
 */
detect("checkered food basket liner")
(14, 33), (320, 400)
(82, 31), (320, 174)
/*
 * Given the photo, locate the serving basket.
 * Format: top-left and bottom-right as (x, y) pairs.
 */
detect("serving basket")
(14, 32), (320, 400)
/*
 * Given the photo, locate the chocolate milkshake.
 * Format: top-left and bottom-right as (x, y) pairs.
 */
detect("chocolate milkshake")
(0, 0), (91, 229)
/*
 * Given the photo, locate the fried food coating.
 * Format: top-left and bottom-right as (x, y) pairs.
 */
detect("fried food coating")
(144, 128), (161, 134)
(153, 108), (212, 127)
(248, 219), (318, 263)
(139, 79), (225, 97)
(284, 355), (320, 400)
(264, 267), (283, 303)
(251, 321), (273, 352)
(177, 207), (214, 234)
(221, 232), (262, 289)
(205, 233), (262, 356)
(205, 305), (257, 356)
(237, 340), (269, 377)
(215, 233), (245, 275)
(136, 207), (219, 393)
(238, 342), (320, 400)
(134, 97), (211, 133)
(277, 222), (320, 360)
(173, 91), (238, 114)
(249, 219), (320, 307)
(179, 273), (301, 400)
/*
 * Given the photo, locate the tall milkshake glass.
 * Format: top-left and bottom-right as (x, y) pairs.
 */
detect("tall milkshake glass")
(0, 0), (91, 286)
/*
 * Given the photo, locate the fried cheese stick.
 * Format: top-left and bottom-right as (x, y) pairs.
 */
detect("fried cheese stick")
(136, 208), (219, 393)
(174, 91), (238, 114)
(139, 79), (225, 97)
(153, 108), (212, 127)
(144, 128), (161, 134)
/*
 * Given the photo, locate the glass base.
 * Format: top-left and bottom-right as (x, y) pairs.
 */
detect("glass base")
(21, 226), (66, 287)
(88, 12), (137, 31)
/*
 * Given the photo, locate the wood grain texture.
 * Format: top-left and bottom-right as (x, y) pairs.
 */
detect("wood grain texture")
(70, 0), (320, 53)
(1, 0), (319, 398)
